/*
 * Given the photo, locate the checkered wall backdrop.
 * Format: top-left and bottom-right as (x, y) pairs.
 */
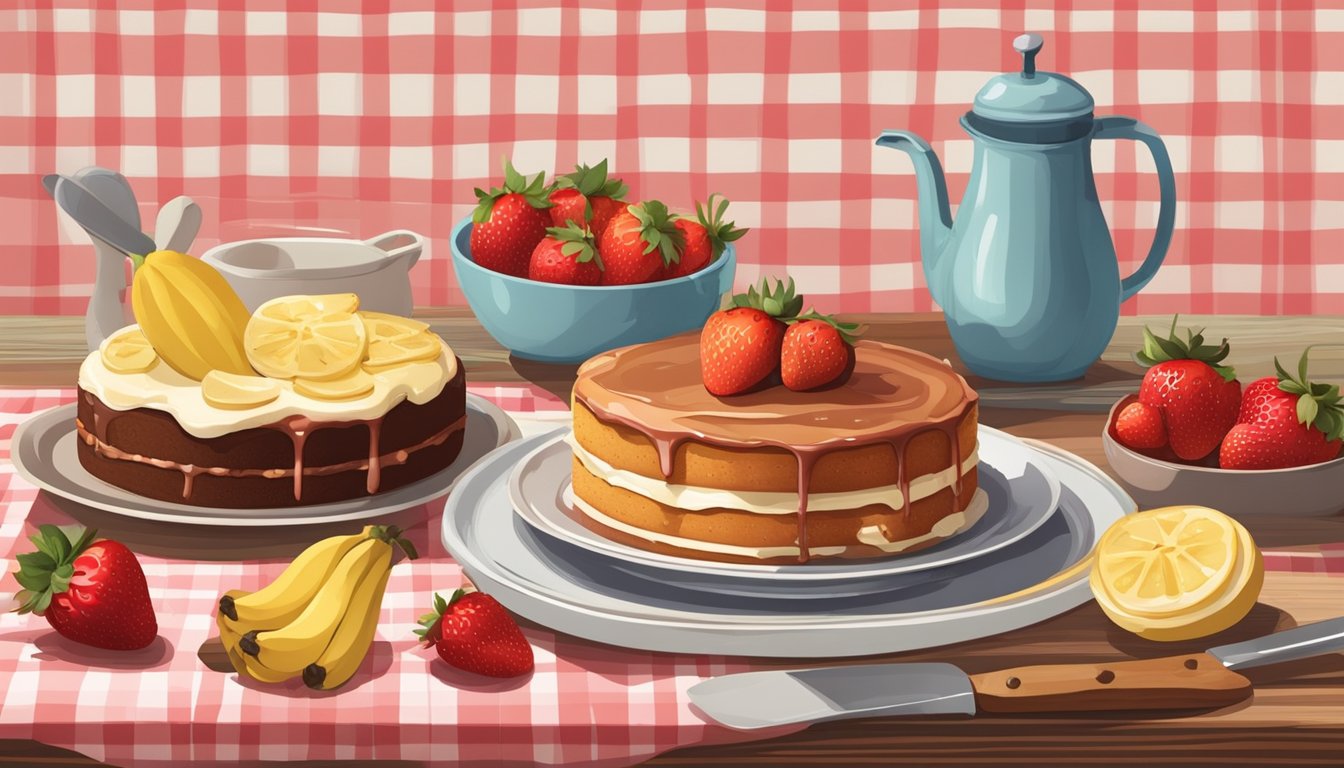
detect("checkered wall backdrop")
(2, 1), (1342, 316)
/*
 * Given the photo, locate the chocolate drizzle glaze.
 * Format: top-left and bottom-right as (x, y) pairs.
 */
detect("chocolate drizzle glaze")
(572, 335), (979, 563)
(77, 392), (465, 502)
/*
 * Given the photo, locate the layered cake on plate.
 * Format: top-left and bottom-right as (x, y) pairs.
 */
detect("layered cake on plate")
(75, 252), (466, 508)
(569, 329), (983, 565)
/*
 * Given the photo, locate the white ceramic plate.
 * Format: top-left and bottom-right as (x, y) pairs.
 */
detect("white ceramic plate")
(509, 426), (1061, 595)
(11, 394), (518, 527)
(441, 433), (1135, 657)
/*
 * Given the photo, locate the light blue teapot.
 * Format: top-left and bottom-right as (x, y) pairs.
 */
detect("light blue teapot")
(877, 33), (1176, 382)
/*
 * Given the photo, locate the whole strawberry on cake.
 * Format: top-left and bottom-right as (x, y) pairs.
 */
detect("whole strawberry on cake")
(568, 278), (982, 564)
(76, 250), (467, 508)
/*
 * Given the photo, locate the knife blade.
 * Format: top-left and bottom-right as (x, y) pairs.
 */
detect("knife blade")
(689, 617), (1344, 730)
(51, 175), (158, 257)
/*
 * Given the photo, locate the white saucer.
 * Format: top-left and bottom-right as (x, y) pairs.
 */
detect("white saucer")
(508, 426), (1060, 596)
(11, 394), (519, 527)
(442, 432), (1135, 657)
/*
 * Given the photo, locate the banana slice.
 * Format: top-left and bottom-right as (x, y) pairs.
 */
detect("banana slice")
(244, 294), (367, 381)
(359, 311), (441, 369)
(294, 369), (375, 401)
(202, 370), (282, 409)
(101, 328), (159, 374)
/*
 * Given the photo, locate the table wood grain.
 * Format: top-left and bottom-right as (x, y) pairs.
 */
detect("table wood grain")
(3, 311), (1343, 767)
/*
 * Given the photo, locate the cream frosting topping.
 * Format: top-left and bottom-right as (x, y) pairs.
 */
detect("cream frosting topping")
(570, 434), (979, 515)
(571, 488), (989, 559)
(78, 325), (457, 439)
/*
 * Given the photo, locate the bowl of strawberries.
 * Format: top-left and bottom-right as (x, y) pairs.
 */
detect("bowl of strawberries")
(1103, 319), (1344, 517)
(450, 158), (743, 363)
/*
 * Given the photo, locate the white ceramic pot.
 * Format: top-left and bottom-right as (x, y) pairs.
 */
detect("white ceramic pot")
(200, 230), (425, 315)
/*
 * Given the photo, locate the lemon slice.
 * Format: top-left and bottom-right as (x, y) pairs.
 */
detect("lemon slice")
(101, 328), (159, 374)
(359, 311), (441, 370)
(294, 369), (375, 401)
(1090, 506), (1264, 641)
(202, 370), (281, 409)
(244, 294), (367, 381)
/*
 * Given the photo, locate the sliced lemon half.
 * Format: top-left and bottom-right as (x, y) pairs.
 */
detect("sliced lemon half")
(359, 311), (441, 370)
(202, 370), (281, 410)
(1090, 505), (1264, 642)
(244, 294), (367, 381)
(101, 328), (159, 374)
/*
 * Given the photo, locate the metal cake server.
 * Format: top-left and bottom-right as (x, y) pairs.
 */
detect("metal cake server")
(690, 617), (1344, 729)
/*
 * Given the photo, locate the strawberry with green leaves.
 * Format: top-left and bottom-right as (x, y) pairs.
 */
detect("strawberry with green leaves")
(548, 159), (629, 239)
(665, 194), (748, 279)
(700, 278), (803, 396)
(1219, 348), (1344, 469)
(11, 525), (157, 651)
(780, 311), (861, 391)
(598, 200), (685, 285)
(415, 588), (533, 678)
(1133, 318), (1241, 461)
(528, 223), (603, 286)
(470, 158), (552, 278)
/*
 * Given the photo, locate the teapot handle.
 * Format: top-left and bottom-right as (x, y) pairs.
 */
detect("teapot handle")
(1094, 116), (1177, 302)
(364, 229), (426, 270)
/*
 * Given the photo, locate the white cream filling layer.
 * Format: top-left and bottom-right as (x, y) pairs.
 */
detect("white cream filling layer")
(572, 488), (989, 559)
(78, 325), (456, 439)
(570, 434), (978, 515)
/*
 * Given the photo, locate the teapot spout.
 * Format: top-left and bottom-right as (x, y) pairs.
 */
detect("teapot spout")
(875, 130), (954, 299)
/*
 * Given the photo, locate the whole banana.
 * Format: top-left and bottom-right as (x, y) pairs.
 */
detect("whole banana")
(301, 554), (394, 690)
(218, 530), (369, 634)
(240, 538), (389, 674)
(131, 249), (254, 380)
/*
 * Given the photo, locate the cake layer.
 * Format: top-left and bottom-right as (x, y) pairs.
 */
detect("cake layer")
(571, 459), (986, 564)
(570, 432), (978, 514)
(75, 362), (466, 508)
(78, 325), (458, 439)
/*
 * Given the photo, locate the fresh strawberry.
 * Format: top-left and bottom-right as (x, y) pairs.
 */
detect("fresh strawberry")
(700, 278), (803, 396)
(415, 589), (533, 678)
(665, 194), (748, 280)
(548, 159), (628, 239)
(598, 200), (685, 285)
(10, 525), (157, 651)
(1133, 318), (1241, 461)
(1114, 400), (1168, 451)
(470, 158), (552, 277)
(780, 313), (861, 391)
(1219, 348), (1344, 470)
(527, 223), (603, 286)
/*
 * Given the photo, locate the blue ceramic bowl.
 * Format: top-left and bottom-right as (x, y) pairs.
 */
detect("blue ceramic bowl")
(450, 217), (737, 363)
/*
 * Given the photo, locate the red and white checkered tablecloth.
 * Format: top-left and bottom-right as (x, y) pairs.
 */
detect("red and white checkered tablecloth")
(0, 385), (809, 767)
(2, 2), (1344, 317)
(0, 386), (1342, 767)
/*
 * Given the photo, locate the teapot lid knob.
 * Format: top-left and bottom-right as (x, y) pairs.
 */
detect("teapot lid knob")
(1013, 32), (1044, 78)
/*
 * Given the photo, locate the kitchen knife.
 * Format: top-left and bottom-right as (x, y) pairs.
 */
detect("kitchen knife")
(50, 174), (158, 258)
(688, 616), (1344, 730)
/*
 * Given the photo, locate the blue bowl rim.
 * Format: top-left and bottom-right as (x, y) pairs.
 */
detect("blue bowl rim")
(448, 216), (735, 293)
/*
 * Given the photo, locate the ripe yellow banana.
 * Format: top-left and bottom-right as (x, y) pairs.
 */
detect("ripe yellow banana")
(216, 598), (296, 684)
(301, 555), (393, 690)
(131, 250), (254, 380)
(218, 529), (370, 634)
(241, 538), (389, 674)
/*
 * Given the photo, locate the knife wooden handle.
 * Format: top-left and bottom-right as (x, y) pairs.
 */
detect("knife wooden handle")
(969, 652), (1252, 714)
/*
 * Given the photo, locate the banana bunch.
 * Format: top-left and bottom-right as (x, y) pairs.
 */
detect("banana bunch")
(131, 250), (255, 381)
(216, 525), (417, 690)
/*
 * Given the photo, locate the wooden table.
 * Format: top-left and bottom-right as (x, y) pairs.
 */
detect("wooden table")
(2, 311), (1342, 767)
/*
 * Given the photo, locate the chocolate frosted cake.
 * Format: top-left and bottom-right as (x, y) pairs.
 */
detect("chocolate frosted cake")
(569, 333), (981, 564)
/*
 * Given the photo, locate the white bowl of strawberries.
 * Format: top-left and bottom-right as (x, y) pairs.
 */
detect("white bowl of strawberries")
(1103, 322), (1344, 518)
(450, 159), (743, 363)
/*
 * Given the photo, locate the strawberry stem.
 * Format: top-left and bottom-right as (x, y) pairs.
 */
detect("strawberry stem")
(413, 588), (467, 646)
(545, 222), (604, 270)
(789, 309), (864, 344)
(629, 200), (686, 267)
(472, 157), (551, 223)
(11, 525), (97, 616)
(689, 193), (749, 261)
(729, 277), (804, 319)
(1133, 314), (1235, 382)
(1273, 346), (1344, 441)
